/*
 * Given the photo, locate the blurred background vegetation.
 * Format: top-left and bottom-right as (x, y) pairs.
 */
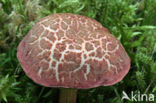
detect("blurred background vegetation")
(0, 0), (156, 103)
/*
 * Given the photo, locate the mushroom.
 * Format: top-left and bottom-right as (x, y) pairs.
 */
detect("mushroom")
(17, 13), (130, 103)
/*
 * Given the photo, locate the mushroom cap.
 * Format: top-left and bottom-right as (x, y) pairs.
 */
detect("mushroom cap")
(17, 13), (130, 89)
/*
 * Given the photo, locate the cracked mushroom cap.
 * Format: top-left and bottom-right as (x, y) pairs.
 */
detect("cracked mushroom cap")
(17, 13), (130, 89)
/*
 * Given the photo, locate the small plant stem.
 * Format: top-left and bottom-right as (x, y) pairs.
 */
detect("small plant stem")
(59, 88), (77, 103)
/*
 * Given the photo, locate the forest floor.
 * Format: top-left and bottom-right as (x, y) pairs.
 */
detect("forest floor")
(0, 0), (156, 103)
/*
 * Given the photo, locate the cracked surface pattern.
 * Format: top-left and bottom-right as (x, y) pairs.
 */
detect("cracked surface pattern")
(17, 13), (130, 88)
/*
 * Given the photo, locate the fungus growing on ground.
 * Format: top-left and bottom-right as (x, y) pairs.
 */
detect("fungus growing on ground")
(17, 13), (130, 103)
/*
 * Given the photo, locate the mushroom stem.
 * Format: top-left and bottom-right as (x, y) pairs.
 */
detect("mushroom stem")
(59, 88), (77, 103)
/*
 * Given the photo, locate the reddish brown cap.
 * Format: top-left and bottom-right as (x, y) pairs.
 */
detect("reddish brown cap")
(17, 13), (130, 89)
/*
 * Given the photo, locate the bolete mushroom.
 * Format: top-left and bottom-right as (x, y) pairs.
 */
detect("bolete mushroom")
(17, 13), (130, 103)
